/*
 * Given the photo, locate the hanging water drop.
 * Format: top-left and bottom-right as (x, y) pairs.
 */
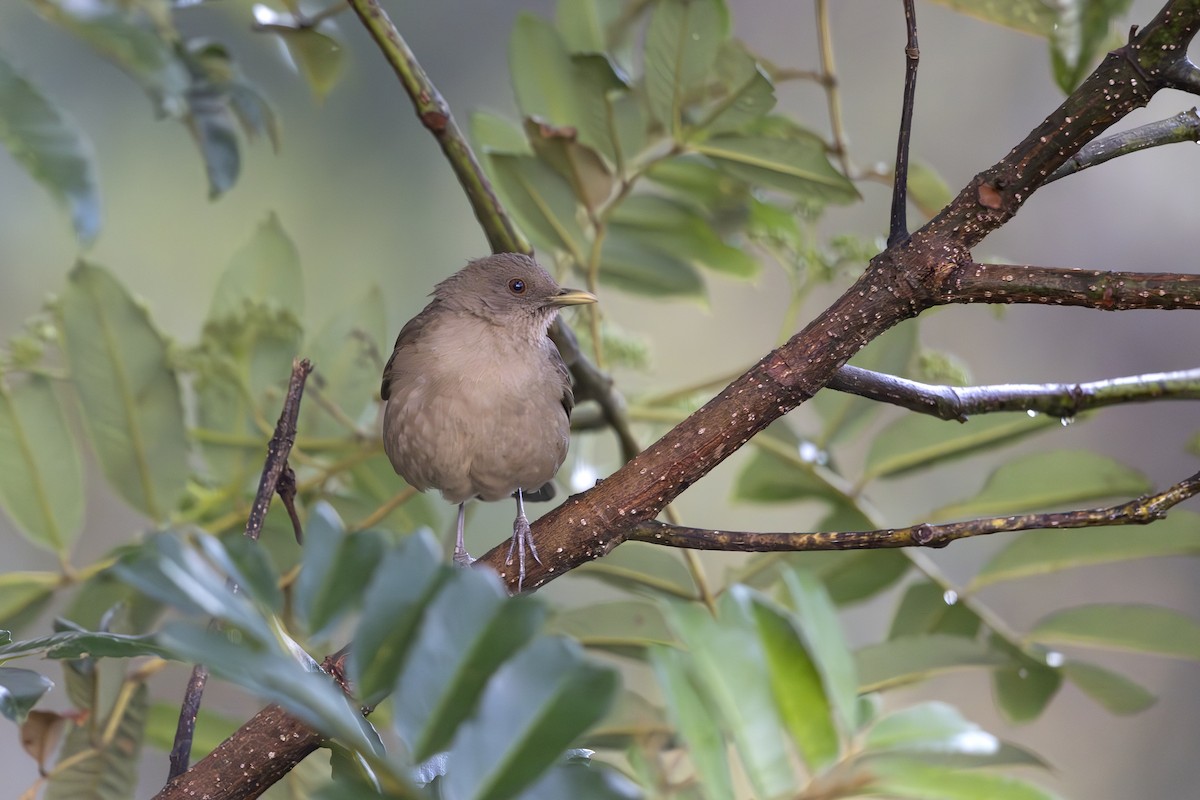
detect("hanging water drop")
(943, 589), (958, 605)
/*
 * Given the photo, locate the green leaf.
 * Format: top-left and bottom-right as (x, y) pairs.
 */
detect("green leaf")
(779, 572), (857, 735)
(1062, 659), (1155, 714)
(276, 29), (345, 101)
(521, 757), (644, 800)
(973, 511), (1200, 589)
(990, 635), (1061, 724)
(0, 630), (163, 663)
(45, 682), (148, 800)
(296, 505), (387, 639)
(907, 160), (954, 218)
(0, 666), (53, 723)
(857, 635), (1010, 692)
(0, 375), (84, 553)
(610, 194), (759, 279)
(1049, 0), (1131, 93)
(471, 111), (533, 155)
(59, 261), (189, 519)
(864, 411), (1057, 481)
(548, 600), (675, 657)
(926, 0), (1058, 37)
(1028, 603), (1200, 659)
(445, 637), (618, 800)
(581, 688), (672, 749)
(306, 288), (386, 437)
(889, 581), (981, 640)
(932, 451), (1150, 519)
(0, 54), (101, 244)
(556, 0), (621, 54)
(813, 322), (918, 446)
(186, 81), (241, 199)
(349, 531), (444, 705)
(487, 153), (587, 259)
(525, 118), (615, 212)
(701, 41), (776, 135)
(598, 229), (705, 298)
(664, 595), (795, 798)
(0, 572), (58, 630)
(695, 131), (858, 204)
(574, 541), (697, 598)
(744, 593), (840, 771)
(144, 702), (240, 760)
(870, 758), (1062, 800)
(864, 701), (998, 754)
(643, 0), (730, 133)
(395, 570), (546, 761)
(208, 213), (305, 321)
(511, 14), (587, 136)
(649, 646), (733, 800)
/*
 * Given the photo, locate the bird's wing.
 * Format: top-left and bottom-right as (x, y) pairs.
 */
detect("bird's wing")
(548, 337), (574, 418)
(380, 304), (436, 401)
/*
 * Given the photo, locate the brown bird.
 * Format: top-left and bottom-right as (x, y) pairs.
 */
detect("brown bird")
(381, 253), (597, 587)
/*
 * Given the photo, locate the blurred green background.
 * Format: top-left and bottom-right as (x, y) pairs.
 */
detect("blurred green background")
(1, 0), (1197, 796)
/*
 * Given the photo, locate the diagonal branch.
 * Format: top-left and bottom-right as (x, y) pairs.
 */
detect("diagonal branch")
(827, 365), (1200, 421)
(627, 468), (1200, 552)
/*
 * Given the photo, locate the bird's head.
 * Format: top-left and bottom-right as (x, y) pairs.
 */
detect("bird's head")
(435, 253), (597, 330)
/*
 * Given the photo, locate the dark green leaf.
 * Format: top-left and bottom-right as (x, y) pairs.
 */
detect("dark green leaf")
(745, 593), (840, 770)
(548, 600), (674, 657)
(643, 0), (729, 132)
(972, 511), (1200, 589)
(649, 646), (734, 800)
(186, 83), (241, 198)
(611, 194), (759, 279)
(0, 54), (101, 243)
(445, 637), (618, 800)
(45, 682), (147, 800)
(1028, 603), (1200, 659)
(1049, 0), (1130, 93)
(395, 570), (546, 761)
(889, 581), (981, 640)
(990, 636), (1061, 724)
(59, 262), (189, 519)
(1062, 659), (1155, 714)
(696, 131), (858, 204)
(0, 630), (163, 662)
(521, 757), (643, 800)
(779, 572), (857, 735)
(296, 504), (387, 638)
(864, 411), (1057, 481)
(932, 451), (1149, 519)
(0, 666), (53, 723)
(857, 635), (1010, 692)
(574, 542), (697, 598)
(488, 153), (587, 259)
(0, 375), (84, 553)
(349, 531), (445, 705)
(598, 230), (705, 298)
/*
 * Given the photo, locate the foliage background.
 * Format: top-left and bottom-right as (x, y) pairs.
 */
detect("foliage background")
(0, 0), (1197, 796)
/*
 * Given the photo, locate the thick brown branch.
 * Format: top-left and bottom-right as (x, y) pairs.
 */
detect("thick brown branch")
(941, 262), (1200, 309)
(827, 366), (1200, 421)
(627, 469), (1200, 551)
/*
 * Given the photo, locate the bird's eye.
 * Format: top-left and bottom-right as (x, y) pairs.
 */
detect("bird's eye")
(508, 278), (526, 294)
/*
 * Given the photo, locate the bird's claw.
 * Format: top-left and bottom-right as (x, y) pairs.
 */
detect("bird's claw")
(452, 547), (475, 567)
(506, 513), (541, 591)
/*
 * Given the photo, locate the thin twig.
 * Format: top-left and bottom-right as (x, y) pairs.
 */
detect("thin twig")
(888, 0), (919, 246)
(1046, 107), (1200, 183)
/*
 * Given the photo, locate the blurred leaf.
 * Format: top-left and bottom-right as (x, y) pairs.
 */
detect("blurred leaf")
(644, 0), (729, 132)
(548, 600), (675, 658)
(574, 542), (697, 598)
(350, 531), (444, 705)
(31, 0), (191, 115)
(556, 0), (622, 54)
(598, 229), (705, 298)
(857, 635), (1010, 692)
(0, 375), (83, 553)
(521, 756), (643, 800)
(144, 702), (240, 760)
(649, 646), (733, 800)
(864, 701), (999, 756)
(744, 592), (840, 771)
(779, 572), (857, 735)
(732, 448), (839, 504)
(186, 81), (241, 198)
(334, 453), (440, 534)
(45, 682), (147, 800)
(472, 110), (533, 155)
(1028, 604), (1200, 659)
(664, 595), (794, 798)
(20, 709), (68, 772)
(865, 411), (1057, 481)
(229, 81), (281, 152)
(869, 758), (1062, 800)
(306, 288), (386, 436)
(1062, 659), (1155, 714)
(611, 194), (759, 279)
(525, 118), (614, 212)
(0, 666), (53, 723)
(395, 570), (546, 761)
(0, 630), (163, 662)
(972, 511), (1200, 589)
(990, 636), (1061, 724)
(700, 42), (776, 135)
(0, 54), (101, 243)
(696, 131), (858, 204)
(59, 261), (189, 519)
(932, 451), (1149, 519)
(889, 581), (981, 640)
(488, 153), (587, 258)
(926, 0), (1058, 36)
(208, 213), (304, 321)
(1050, 0), (1131, 93)
(295, 504), (387, 639)
(580, 688), (673, 749)
(276, 28), (345, 101)
(0, 572), (58, 630)
(906, 160), (953, 218)
(813, 322), (918, 446)
(444, 637), (618, 800)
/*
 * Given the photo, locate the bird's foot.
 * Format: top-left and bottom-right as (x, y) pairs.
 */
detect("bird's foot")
(452, 546), (475, 568)
(505, 513), (541, 591)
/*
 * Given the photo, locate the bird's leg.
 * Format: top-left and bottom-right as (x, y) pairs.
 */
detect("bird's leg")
(506, 488), (541, 590)
(452, 502), (474, 567)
